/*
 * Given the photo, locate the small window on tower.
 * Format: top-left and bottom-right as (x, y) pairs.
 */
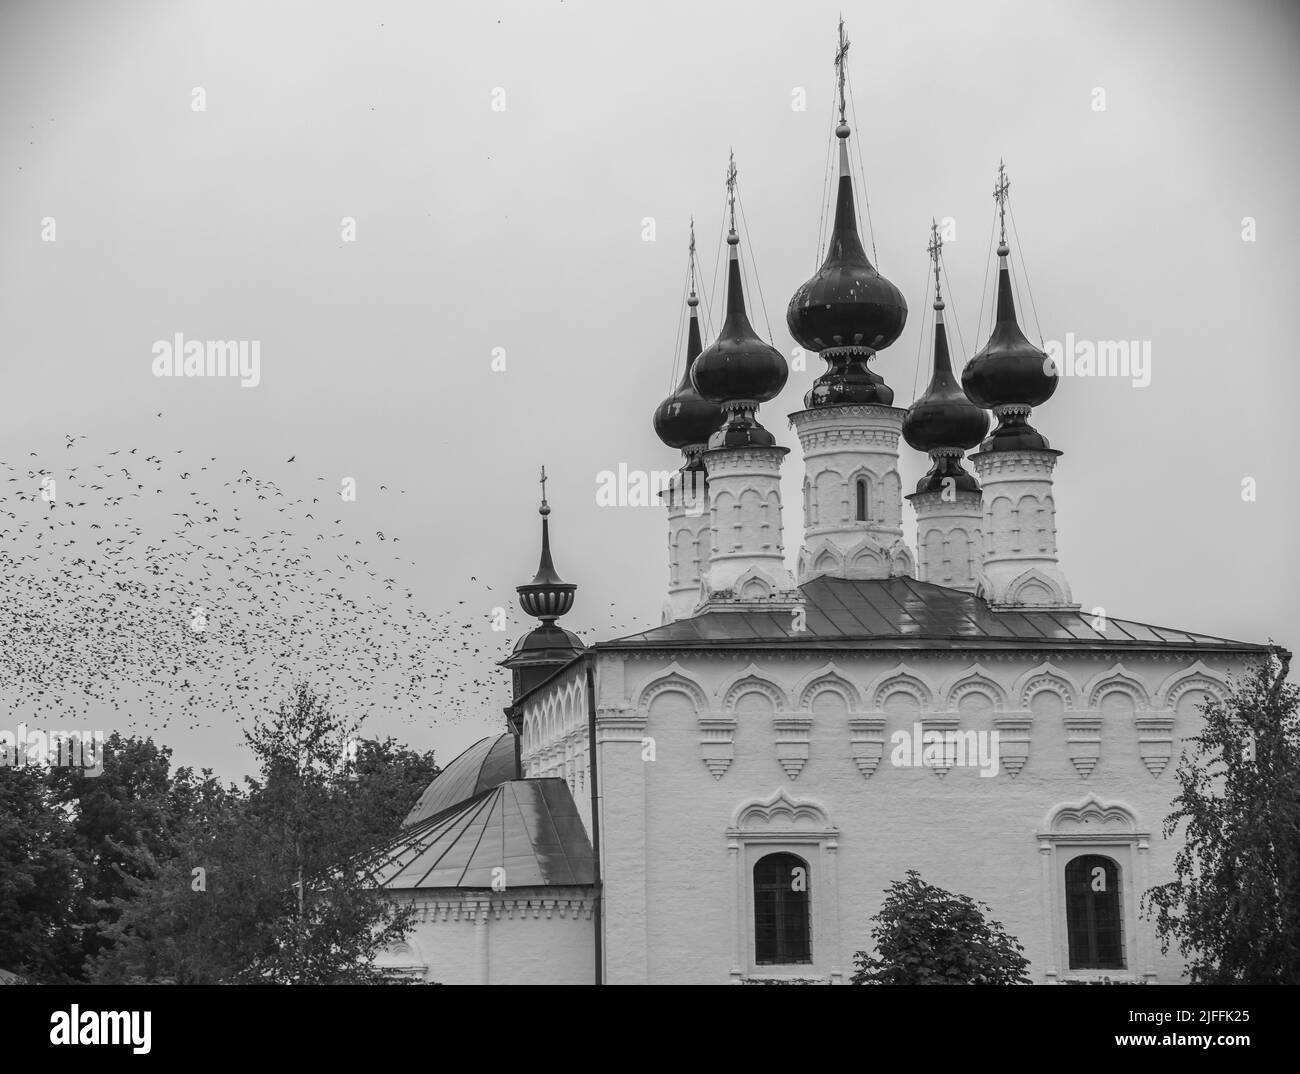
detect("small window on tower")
(855, 479), (869, 522)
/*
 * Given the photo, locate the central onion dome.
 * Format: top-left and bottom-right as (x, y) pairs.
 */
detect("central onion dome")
(962, 239), (1058, 452)
(787, 121), (907, 407)
(653, 291), (725, 452)
(903, 286), (989, 493)
(691, 173), (788, 448)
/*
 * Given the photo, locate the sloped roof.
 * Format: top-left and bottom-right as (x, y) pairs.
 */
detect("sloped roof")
(599, 576), (1267, 654)
(403, 733), (516, 829)
(369, 778), (594, 890)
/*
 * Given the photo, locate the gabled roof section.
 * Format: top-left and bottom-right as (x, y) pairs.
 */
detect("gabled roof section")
(369, 778), (594, 891)
(402, 733), (516, 829)
(598, 577), (1267, 655)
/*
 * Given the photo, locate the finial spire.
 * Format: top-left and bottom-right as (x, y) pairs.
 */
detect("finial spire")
(994, 159), (1010, 252)
(538, 464), (549, 516)
(927, 218), (944, 310)
(725, 150), (738, 240)
(834, 16), (851, 127)
(688, 215), (697, 299)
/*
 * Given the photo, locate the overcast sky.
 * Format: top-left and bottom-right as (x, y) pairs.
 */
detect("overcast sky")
(1, 0), (1297, 780)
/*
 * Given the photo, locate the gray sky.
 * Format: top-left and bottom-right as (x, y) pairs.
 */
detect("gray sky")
(2, 0), (1297, 779)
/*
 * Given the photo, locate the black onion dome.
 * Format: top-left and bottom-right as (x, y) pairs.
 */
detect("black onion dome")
(787, 132), (908, 353)
(515, 502), (575, 622)
(903, 308), (989, 454)
(653, 295), (725, 450)
(691, 236), (788, 407)
(962, 249), (1057, 412)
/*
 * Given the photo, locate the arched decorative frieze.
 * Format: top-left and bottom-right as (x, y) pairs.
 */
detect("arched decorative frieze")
(1083, 664), (1152, 712)
(944, 665), (1008, 712)
(1013, 662), (1078, 711)
(1155, 661), (1229, 712)
(635, 662), (708, 714)
(794, 663), (862, 713)
(871, 667), (934, 711)
(718, 664), (790, 714)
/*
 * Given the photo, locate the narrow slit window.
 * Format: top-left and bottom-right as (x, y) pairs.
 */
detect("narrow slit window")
(855, 479), (868, 522)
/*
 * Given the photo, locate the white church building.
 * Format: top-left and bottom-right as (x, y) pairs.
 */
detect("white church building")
(365, 27), (1272, 985)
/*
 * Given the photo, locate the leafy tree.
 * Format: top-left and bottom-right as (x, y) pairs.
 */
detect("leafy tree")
(852, 870), (1031, 985)
(0, 765), (82, 980)
(1143, 651), (1300, 984)
(91, 683), (438, 984)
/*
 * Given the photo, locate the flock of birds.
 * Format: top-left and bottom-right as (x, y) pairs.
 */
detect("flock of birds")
(0, 423), (658, 749)
(0, 429), (508, 735)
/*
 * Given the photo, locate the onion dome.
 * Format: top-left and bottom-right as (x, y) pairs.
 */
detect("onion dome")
(653, 229), (725, 453)
(904, 225), (988, 494)
(502, 471), (584, 700)
(787, 22), (906, 409)
(691, 155), (788, 449)
(962, 165), (1058, 452)
(787, 130), (907, 358)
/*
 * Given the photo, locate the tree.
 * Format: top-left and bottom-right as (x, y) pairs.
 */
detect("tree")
(90, 683), (438, 984)
(1143, 651), (1300, 984)
(0, 766), (82, 981)
(852, 870), (1031, 984)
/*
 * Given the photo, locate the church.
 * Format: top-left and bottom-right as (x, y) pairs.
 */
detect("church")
(363, 25), (1271, 985)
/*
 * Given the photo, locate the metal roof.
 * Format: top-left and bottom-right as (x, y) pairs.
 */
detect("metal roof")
(598, 576), (1267, 654)
(369, 778), (594, 891)
(402, 733), (516, 829)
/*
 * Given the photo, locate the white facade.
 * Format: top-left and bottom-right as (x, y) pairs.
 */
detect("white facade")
(515, 648), (1246, 984)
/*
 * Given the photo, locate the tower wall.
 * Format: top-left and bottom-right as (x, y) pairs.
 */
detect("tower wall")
(790, 404), (915, 581)
(700, 445), (800, 607)
(663, 468), (711, 621)
(910, 487), (983, 592)
(971, 448), (1073, 608)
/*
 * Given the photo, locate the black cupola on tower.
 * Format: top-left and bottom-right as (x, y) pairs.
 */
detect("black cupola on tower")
(903, 221), (989, 492)
(653, 220), (725, 462)
(500, 469), (584, 702)
(690, 152), (788, 448)
(787, 19), (907, 408)
(962, 162), (1058, 452)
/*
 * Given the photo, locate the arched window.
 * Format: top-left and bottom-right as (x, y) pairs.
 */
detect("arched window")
(1065, 854), (1124, 969)
(855, 479), (869, 522)
(753, 852), (811, 965)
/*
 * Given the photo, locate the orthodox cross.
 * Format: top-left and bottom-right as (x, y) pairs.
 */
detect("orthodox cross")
(726, 150), (738, 235)
(539, 465), (548, 509)
(927, 219), (943, 305)
(834, 16), (850, 125)
(994, 159), (1010, 247)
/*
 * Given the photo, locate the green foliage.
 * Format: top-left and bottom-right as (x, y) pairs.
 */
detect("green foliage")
(1143, 653), (1300, 984)
(852, 870), (1031, 985)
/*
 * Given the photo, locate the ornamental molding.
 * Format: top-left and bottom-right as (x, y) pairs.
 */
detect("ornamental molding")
(702, 446), (789, 475)
(1012, 662), (1079, 710)
(944, 664), (1009, 710)
(718, 663), (791, 712)
(634, 662), (709, 714)
(1040, 796), (1145, 842)
(789, 403), (906, 427)
(1083, 663), (1152, 711)
(728, 788), (835, 836)
(972, 450), (1059, 479)
(871, 667), (934, 710)
(793, 662), (862, 711)
(773, 714), (814, 780)
(699, 713), (738, 780)
(1155, 660), (1230, 710)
